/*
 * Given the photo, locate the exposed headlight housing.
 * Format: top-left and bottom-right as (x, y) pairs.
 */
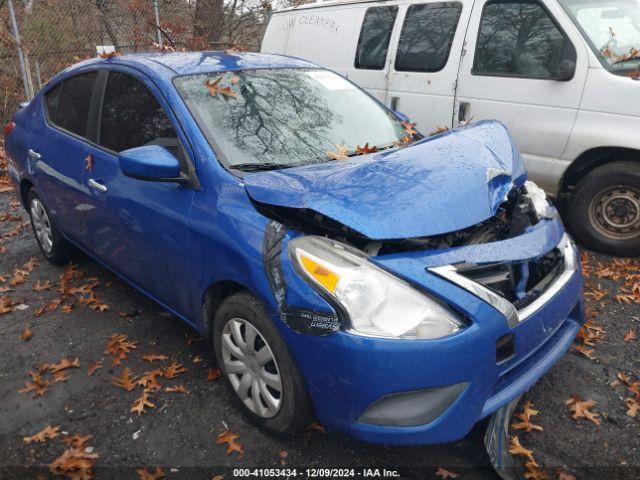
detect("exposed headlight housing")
(288, 236), (464, 339)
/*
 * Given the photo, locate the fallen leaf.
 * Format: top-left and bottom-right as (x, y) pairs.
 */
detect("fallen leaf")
(511, 401), (543, 432)
(49, 446), (98, 479)
(163, 361), (187, 379)
(138, 369), (163, 391)
(131, 389), (155, 416)
(193, 354), (203, 364)
(137, 467), (165, 480)
(63, 434), (93, 448)
(508, 435), (535, 463)
(556, 471), (576, 480)
(625, 397), (640, 417)
(566, 396), (601, 425)
(165, 385), (190, 395)
(624, 330), (637, 342)
(524, 461), (550, 480)
(33, 279), (52, 292)
(142, 353), (169, 363)
(326, 144), (349, 160)
(216, 429), (244, 458)
(401, 120), (418, 136)
(112, 367), (139, 391)
(52, 371), (69, 383)
(85, 154), (93, 172)
(87, 361), (103, 376)
(23, 425), (60, 444)
(49, 358), (80, 373)
(21, 323), (33, 341)
(435, 467), (458, 479)
(355, 143), (378, 155)
(207, 368), (222, 382)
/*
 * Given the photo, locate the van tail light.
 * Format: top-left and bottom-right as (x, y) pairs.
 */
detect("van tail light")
(3, 121), (15, 136)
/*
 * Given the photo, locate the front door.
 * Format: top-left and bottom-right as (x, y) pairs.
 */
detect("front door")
(455, 0), (589, 188)
(385, 1), (472, 134)
(83, 69), (195, 317)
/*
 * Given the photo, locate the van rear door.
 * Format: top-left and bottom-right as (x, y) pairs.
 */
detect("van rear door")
(454, 0), (588, 190)
(384, 1), (472, 134)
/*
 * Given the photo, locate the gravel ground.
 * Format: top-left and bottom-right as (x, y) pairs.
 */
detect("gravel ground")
(0, 184), (638, 480)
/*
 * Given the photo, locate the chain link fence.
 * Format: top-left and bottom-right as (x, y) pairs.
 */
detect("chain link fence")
(0, 0), (278, 124)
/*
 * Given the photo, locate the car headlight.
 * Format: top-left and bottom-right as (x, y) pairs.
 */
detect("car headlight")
(288, 236), (464, 339)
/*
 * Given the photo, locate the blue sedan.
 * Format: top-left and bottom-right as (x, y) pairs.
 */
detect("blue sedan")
(3, 52), (584, 444)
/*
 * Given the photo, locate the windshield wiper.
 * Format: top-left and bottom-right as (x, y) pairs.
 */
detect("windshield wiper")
(231, 162), (296, 172)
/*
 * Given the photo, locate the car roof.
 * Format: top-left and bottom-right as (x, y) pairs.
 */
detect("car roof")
(67, 51), (319, 77)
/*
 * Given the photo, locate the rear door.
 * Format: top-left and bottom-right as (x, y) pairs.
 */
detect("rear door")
(454, 0), (588, 170)
(350, 5), (400, 104)
(385, 1), (471, 133)
(28, 71), (98, 248)
(83, 69), (196, 316)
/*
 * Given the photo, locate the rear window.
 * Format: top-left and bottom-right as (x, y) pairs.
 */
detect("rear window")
(47, 72), (97, 138)
(355, 7), (398, 70)
(395, 3), (463, 72)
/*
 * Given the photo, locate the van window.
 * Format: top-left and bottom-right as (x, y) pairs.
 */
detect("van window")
(395, 3), (463, 72)
(355, 7), (398, 70)
(473, 0), (567, 78)
(48, 72), (97, 138)
(99, 72), (178, 153)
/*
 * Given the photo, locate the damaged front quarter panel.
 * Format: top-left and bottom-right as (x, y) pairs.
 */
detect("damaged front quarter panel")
(262, 220), (341, 336)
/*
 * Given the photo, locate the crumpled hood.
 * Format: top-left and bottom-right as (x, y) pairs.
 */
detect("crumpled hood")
(244, 120), (527, 240)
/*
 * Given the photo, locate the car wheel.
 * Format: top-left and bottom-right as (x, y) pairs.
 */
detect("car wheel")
(27, 188), (75, 265)
(567, 161), (640, 257)
(213, 291), (313, 435)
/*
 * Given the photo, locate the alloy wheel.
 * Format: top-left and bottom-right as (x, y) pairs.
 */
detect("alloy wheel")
(221, 318), (283, 418)
(30, 198), (54, 255)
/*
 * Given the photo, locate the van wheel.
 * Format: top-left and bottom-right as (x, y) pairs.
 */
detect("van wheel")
(212, 291), (313, 435)
(27, 188), (75, 265)
(567, 161), (640, 257)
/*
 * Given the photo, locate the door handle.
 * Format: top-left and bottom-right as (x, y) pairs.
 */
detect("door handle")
(88, 178), (107, 193)
(390, 96), (399, 111)
(27, 149), (41, 160)
(458, 102), (470, 123)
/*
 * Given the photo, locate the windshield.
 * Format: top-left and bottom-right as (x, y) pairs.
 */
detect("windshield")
(559, 0), (640, 74)
(174, 69), (412, 170)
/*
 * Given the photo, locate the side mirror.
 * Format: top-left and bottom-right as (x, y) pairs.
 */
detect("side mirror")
(118, 145), (182, 182)
(553, 59), (576, 81)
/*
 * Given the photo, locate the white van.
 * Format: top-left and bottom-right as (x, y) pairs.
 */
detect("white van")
(261, 0), (640, 256)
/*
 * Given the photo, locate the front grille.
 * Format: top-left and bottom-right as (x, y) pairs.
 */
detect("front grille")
(456, 248), (564, 310)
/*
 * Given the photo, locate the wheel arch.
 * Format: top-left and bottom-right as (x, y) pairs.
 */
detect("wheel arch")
(19, 178), (34, 209)
(201, 280), (249, 343)
(560, 147), (640, 194)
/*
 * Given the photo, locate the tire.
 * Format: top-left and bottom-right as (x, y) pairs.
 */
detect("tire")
(27, 188), (75, 265)
(567, 161), (640, 257)
(213, 291), (313, 435)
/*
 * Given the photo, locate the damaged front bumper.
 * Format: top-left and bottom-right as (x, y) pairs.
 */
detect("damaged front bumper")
(275, 217), (584, 445)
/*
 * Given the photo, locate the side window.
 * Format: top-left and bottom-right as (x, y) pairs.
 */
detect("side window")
(44, 83), (62, 123)
(395, 3), (463, 72)
(474, 1), (568, 78)
(49, 72), (97, 137)
(99, 72), (178, 153)
(355, 6), (398, 70)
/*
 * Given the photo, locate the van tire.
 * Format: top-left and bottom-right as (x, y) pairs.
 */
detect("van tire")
(27, 188), (75, 265)
(567, 161), (640, 257)
(212, 291), (314, 435)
